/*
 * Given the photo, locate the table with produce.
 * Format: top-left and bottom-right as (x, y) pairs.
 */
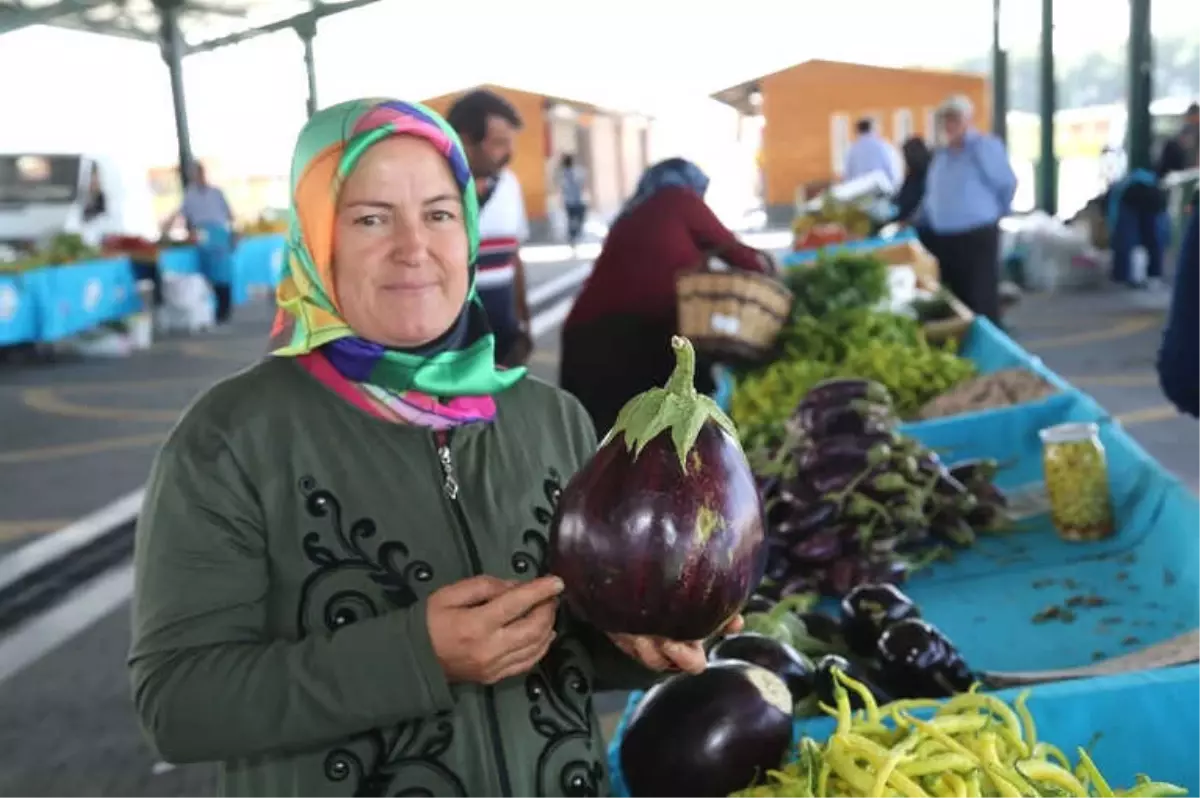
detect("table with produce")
(543, 248), (1198, 796)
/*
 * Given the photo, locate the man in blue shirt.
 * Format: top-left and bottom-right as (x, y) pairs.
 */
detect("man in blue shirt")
(844, 118), (903, 192)
(920, 96), (1017, 324)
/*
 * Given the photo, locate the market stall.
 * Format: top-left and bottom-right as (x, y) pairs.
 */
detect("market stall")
(0, 232), (285, 350)
(590, 242), (1198, 797)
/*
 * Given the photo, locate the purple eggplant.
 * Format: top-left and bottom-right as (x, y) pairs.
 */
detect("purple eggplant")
(620, 661), (793, 797)
(796, 610), (843, 647)
(930, 511), (976, 546)
(794, 401), (896, 441)
(800, 378), (892, 411)
(798, 432), (899, 473)
(840, 583), (921, 658)
(788, 526), (846, 564)
(709, 632), (817, 705)
(775, 499), (839, 539)
(947, 458), (1001, 488)
(776, 572), (822, 600)
(743, 593), (776, 615)
(877, 618), (976, 698)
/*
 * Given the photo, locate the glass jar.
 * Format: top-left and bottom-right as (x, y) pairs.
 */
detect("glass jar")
(1039, 422), (1115, 542)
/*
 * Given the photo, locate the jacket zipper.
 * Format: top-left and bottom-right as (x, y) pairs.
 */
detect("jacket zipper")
(434, 430), (515, 797)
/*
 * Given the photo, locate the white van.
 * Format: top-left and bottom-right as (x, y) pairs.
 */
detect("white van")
(0, 152), (159, 254)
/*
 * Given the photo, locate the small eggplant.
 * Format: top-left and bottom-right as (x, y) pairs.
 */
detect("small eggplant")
(798, 432), (899, 472)
(840, 583), (921, 658)
(776, 572), (821, 600)
(877, 618), (976, 698)
(800, 378), (893, 411)
(813, 654), (893, 710)
(709, 633), (817, 706)
(788, 527), (844, 564)
(810, 466), (871, 497)
(930, 511), (976, 547)
(794, 401), (896, 441)
(947, 458), (1001, 488)
(795, 611), (844, 648)
(775, 499), (839, 540)
(743, 593), (777, 616)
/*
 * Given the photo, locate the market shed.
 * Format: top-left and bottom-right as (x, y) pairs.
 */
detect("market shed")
(423, 84), (652, 235)
(713, 59), (988, 221)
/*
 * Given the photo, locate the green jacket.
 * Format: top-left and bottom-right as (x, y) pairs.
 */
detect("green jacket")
(129, 358), (652, 796)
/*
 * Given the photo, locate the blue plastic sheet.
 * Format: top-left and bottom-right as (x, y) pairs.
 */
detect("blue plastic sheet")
(157, 245), (201, 275)
(0, 274), (38, 346)
(605, 665), (1200, 797)
(230, 234), (286, 305)
(23, 257), (142, 342)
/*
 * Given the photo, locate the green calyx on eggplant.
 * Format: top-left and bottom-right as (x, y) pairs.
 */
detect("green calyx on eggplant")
(548, 336), (766, 640)
(840, 582), (921, 658)
(708, 632), (816, 706)
(813, 654), (893, 710)
(620, 661), (793, 797)
(876, 618), (977, 698)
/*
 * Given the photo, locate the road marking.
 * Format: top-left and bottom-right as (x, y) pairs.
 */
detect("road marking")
(526, 263), (591, 307)
(1068, 372), (1158, 388)
(21, 386), (183, 423)
(0, 519), (72, 542)
(0, 489), (142, 595)
(0, 563), (135, 687)
(0, 432), (167, 465)
(1022, 315), (1160, 350)
(1114, 404), (1183, 426)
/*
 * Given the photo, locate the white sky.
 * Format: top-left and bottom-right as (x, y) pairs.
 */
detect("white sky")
(0, 0), (1195, 175)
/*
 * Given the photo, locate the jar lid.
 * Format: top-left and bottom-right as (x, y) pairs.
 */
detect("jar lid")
(1039, 421), (1101, 444)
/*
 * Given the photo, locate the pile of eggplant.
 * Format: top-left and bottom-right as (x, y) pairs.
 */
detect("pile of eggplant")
(729, 583), (975, 713)
(618, 584), (977, 797)
(753, 377), (1012, 599)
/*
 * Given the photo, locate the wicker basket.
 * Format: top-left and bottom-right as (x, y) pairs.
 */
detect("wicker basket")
(676, 269), (794, 363)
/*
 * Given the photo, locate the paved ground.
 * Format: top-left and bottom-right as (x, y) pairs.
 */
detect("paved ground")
(0, 261), (1195, 796)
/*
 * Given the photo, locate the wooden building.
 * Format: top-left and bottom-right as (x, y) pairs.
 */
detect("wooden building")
(422, 84), (652, 239)
(713, 60), (990, 218)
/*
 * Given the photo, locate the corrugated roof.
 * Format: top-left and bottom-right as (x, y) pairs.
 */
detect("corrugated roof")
(0, 0), (380, 52)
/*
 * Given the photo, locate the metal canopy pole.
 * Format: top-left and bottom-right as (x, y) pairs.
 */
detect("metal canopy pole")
(1127, 0), (1154, 172)
(1037, 0), (1057, 215)
(991, 0), (1009, 145)
(154, 0), (194, 186)
(295, 16), (318, 119)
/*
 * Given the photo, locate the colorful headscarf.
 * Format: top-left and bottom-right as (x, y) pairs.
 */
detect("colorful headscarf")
(614, 157), (710, 223)
(270, 98), (525, 412)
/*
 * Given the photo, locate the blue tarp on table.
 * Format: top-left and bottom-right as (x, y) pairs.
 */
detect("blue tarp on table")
(783, 227), (918, 267)
(606, 665), (1200, 797)
(230, 234), (286, 305)
(677, 360), (1200, 795)
(23, 257), (143, 342)
(0, 274), (38, 346)
(157, 246), (201, 275)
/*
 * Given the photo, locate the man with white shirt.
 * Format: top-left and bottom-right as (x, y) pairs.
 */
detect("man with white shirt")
(447, 89), (533, 367)
(843, 118), (903, 192)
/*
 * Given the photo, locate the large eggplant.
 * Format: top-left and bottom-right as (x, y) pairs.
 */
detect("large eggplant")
(708, 632), (816, 705)
(620, 661), (793, 797)
(549, 337), (766, 640)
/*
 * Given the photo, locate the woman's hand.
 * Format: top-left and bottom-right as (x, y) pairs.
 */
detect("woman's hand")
(607, 615), (745, 675)
(426, 575), (564, 685)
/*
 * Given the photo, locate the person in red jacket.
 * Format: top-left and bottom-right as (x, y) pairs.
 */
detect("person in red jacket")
(559, 157), (773, 435)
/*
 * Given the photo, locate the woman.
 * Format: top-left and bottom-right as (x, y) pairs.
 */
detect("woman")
(1157, 204), (1198, 418)
(559, 158), (772, 436)
(129, 100), (733, 797)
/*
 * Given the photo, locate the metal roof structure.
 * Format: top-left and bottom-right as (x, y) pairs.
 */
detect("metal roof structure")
(0, 0), (382, 53)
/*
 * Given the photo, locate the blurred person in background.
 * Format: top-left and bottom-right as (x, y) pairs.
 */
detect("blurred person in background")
(1156, 102), (1199, 178)
(1156, 203), (1198, 418)
(557, 152), (588, 252)
(844, 117), (903, 192)
(891, 136), (934, 250)
(161, 161), (237, 325)
(447, 89), (533, 367)
(920, 95), (1016, 324)
(559, 157), (774, 436)
(130, 99), (728, 797)
(1106, 165), (1169, 295)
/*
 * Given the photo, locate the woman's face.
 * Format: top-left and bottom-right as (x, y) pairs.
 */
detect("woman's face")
(333, 136), (469, 349)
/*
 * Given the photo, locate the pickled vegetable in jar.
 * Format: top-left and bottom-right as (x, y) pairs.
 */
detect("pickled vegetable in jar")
(1039, 422), (1114, 542)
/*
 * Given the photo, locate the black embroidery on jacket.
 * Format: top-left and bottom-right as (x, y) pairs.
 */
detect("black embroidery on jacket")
(295, 476), (465, 797)
(514, 469), (605, 797)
